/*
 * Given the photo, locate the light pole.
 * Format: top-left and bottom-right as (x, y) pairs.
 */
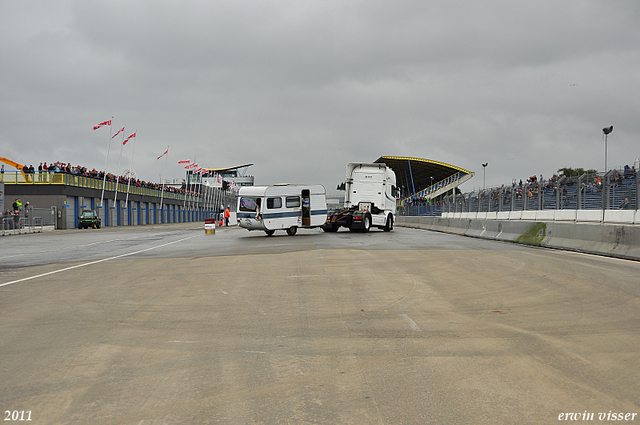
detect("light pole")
(602, 126), (613, 222)
(603, 125), (613, 174)
(482, 163), (488, 191)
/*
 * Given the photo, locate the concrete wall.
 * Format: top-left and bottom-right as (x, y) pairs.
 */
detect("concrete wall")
(397, 216), (640, 261)
(443, 210), (640, 224)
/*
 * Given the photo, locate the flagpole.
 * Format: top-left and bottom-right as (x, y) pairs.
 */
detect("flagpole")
(214, 173), (220, 220)
(183, 166), (188, 209)
(195, 168), (200, 212)
(205, 174), (211, 217)
(187, 158), (193, 210)
(198, 170), (202, 213)
(113, 128), (126, 208)
(125, 130), (137, 206)
(160, 146), (169, 221)
(203, 180), (208, 218)
(191, 168), (197, 211)
(100, 117), (114, 208)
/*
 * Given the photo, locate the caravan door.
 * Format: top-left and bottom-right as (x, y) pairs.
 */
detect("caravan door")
(301, 189), (310, 226)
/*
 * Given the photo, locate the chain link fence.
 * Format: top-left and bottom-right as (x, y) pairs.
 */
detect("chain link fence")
(398, 167), (639, 217)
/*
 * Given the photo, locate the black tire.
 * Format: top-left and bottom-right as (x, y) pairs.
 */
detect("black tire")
(96, 223), (101, 229)
(363, 214), (371, 232)
(265, 230), (275, 236)
(384, 214), (393, 231)
(286, 226), (297, 236)
(323, 223), (338, 232)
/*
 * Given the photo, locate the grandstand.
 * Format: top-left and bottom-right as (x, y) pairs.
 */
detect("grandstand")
(374, 156), (474, 207)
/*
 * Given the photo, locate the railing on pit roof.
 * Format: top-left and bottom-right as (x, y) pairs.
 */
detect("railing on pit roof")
(1, 171), (202, 202)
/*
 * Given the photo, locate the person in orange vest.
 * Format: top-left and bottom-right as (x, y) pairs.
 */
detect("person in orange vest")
(224, 206), (230, 227)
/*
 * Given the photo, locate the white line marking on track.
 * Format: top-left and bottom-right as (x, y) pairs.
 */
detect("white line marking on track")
(288, 275), (320, 278)
(0, 235), (149, 260)
(0, 234), (198, 288)
(400, 314), (422, 332)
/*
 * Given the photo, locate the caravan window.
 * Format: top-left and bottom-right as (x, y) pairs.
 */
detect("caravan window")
(267, 197), (282, 209)
(239, 197), (258, 212)
(285, 196), (300, 208)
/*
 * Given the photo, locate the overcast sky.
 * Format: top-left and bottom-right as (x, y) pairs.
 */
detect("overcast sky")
(2, 1), (639, 193)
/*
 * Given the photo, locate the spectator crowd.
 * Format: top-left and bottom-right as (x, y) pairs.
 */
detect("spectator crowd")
(16, 161), (201, 197)
(403, 163), (637, 211)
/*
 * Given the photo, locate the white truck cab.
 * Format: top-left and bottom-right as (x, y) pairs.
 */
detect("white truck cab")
(324, 163), (399, 232)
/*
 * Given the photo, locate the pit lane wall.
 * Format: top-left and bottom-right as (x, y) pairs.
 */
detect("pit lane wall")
(396, 212), (640, 261)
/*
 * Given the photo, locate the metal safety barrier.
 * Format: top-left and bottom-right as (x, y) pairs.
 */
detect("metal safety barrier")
(1, 207), (56, 236)
(399, 167), (639, 222)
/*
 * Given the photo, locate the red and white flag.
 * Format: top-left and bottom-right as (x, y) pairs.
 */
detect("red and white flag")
(157, 149), (169, 160)
(111, 126), (125, 139)
(178, 159), (190, 164)
(123, 132), (136, 145)
(194, 167), (203, 173)
(93, 120), (112, 130)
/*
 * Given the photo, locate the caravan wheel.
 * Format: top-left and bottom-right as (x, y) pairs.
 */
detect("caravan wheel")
(286, 226), (297, 236)
(265, 230), (275, 236)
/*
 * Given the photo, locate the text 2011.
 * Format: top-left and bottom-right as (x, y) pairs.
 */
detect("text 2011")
(4, 411), (32, 421)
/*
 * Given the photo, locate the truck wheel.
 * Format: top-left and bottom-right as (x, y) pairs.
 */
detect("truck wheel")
(363, 214), (371, 232)
(286, 226), (297, 236)
(265, 230), (275, 236)
(384, 214), (393, 231)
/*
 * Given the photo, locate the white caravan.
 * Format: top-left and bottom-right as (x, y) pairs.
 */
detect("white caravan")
(237, 184), (327, 236)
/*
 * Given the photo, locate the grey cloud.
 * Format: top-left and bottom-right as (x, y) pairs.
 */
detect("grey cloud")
(1, 1), (639, 191)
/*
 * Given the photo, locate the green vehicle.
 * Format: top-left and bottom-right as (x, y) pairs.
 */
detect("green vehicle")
(78, 210), (101, 229)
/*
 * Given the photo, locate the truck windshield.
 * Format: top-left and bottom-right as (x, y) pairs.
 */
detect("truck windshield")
(239, 197), (258, 212)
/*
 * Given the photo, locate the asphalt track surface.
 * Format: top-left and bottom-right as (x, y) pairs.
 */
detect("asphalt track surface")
(1, 223), (638, 424)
